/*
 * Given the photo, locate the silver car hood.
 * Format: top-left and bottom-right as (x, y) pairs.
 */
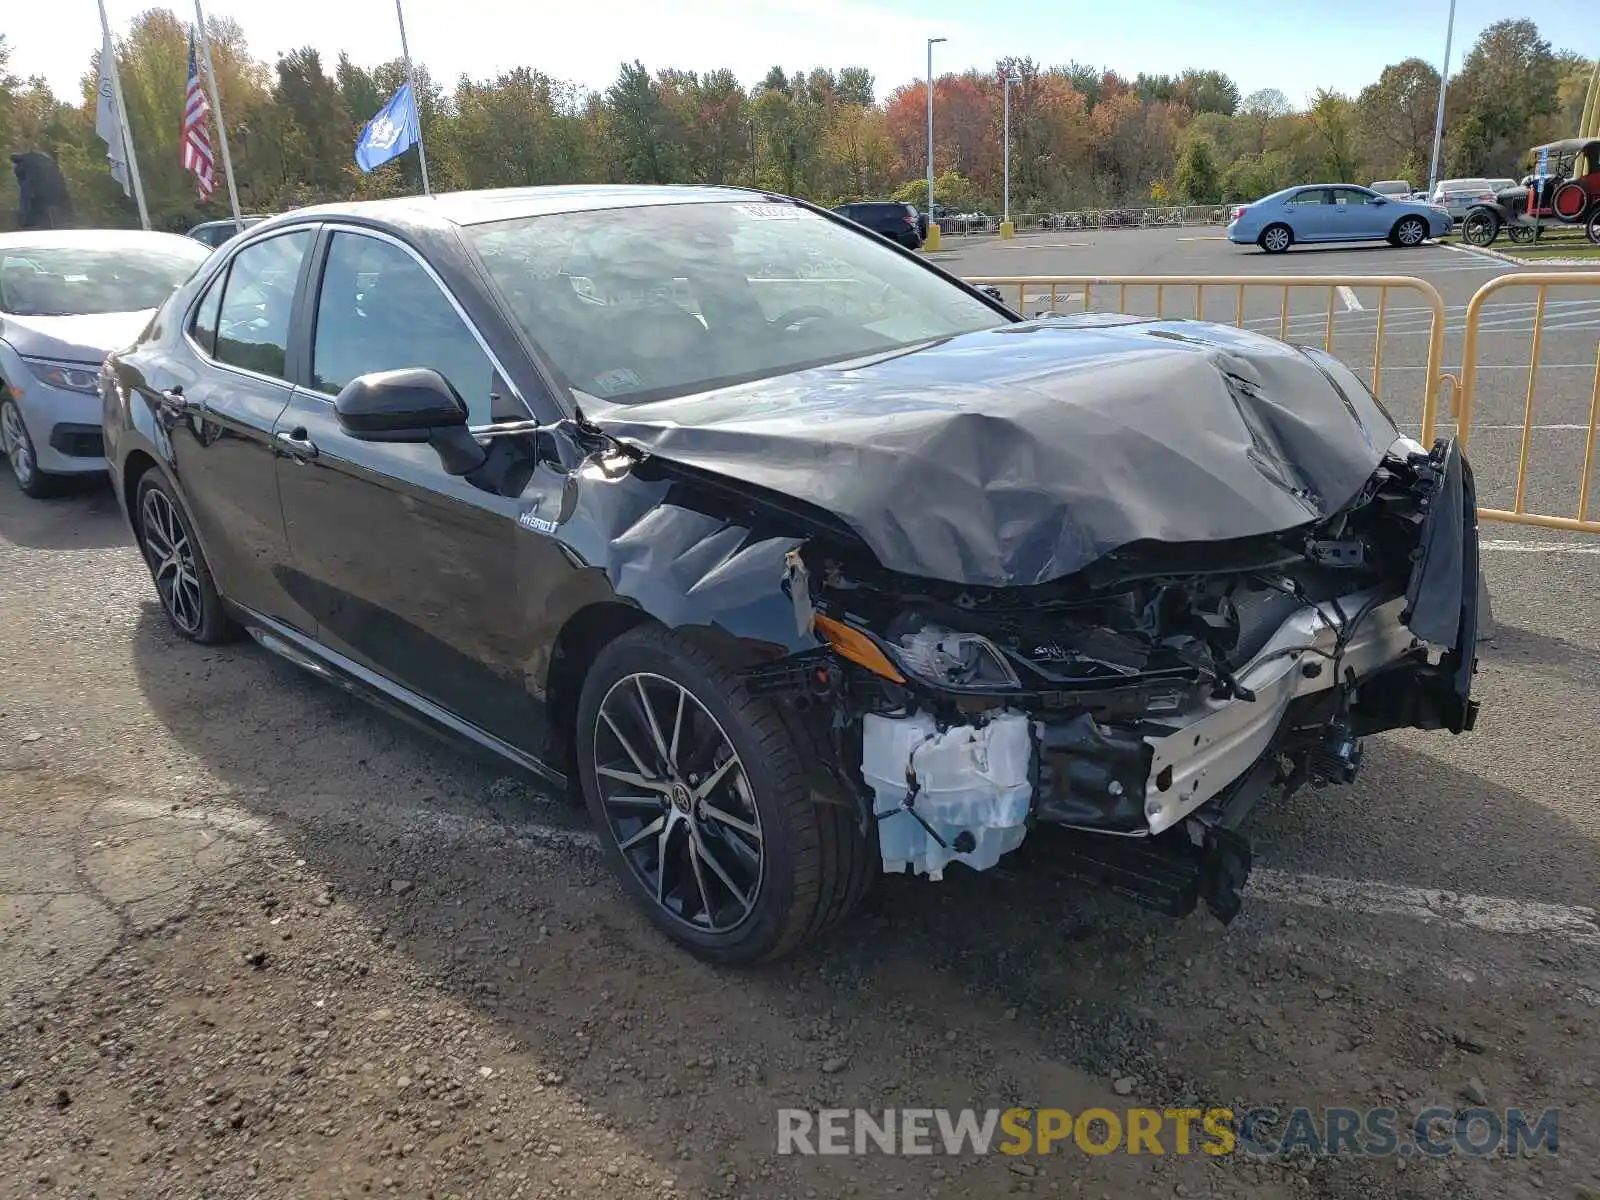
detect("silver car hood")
(0, 310), (155, 364)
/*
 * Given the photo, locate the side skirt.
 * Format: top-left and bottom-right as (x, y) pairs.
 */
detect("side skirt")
(234, 606), (568, 790)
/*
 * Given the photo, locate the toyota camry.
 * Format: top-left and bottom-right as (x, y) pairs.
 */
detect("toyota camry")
(100, 186), (1481, 963)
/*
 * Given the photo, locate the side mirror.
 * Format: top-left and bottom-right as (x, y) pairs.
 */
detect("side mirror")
(334, 367), (487, 476)
(1371, 196), (1388, 205)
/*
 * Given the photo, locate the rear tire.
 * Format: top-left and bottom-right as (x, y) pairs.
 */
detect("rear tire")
(1390, 215), (1429, 247)
(1258, 224), (1293, 254)
(1587, 209), (1600, 246)
(1551, 182), (1588, 224)
(575, 625), (871, 964)
(134, 470), (238, 644)
(0, 398), (61, 499)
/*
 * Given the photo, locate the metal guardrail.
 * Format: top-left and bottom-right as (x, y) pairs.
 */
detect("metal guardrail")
(964, 274), (1450, 443)
(934, 206), (1228, 236)
(1015, 206), (1226, 230)
(1458, 271), (1600, 533)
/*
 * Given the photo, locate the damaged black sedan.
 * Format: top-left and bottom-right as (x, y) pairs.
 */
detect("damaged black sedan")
(101, 186), (1481, 964)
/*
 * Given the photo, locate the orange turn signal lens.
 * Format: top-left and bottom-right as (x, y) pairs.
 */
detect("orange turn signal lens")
(813, 614), (905, 684)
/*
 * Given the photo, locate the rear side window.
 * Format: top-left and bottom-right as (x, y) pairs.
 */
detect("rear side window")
(188, 271), (225, 357)
(213, 231), (312, 380)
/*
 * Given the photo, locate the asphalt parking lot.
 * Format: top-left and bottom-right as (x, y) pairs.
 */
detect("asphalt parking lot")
(2, 227), (1598, 1200)
(933, 228), (1600, 528)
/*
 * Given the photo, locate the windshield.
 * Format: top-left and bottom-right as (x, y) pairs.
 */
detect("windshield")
(0, 241), (210, 317)
(466, 200), (1007, 405)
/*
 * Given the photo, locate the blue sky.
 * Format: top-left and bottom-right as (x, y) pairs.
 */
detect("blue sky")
(10, 0), (1596, 104)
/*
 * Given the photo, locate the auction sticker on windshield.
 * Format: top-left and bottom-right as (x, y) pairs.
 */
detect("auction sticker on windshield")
(734, 204), (811, 221)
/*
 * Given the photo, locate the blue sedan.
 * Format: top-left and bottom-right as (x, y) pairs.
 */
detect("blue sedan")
(1227, 185), (1452, 253)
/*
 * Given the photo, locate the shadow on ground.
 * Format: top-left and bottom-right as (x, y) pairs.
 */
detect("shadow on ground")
(121, 594), (1595, 1199)
(0, 474), (130, 552)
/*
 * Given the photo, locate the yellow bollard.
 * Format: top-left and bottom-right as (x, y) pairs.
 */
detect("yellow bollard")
(925, 223), (942, 252)
(999, 221), (1015, 240)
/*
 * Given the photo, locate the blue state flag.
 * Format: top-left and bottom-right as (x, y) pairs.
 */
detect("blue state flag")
(355, 82), (419, 173)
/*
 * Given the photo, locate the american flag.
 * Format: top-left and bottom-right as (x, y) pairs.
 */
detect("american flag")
(181, 31), (215, 202)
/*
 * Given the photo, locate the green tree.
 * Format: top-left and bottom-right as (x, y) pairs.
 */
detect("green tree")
(1355, 58), (1440, 182)
(1447, 19), (1560, 175)
(1306, 89), (1358, 180)
(1174, 134), (1221, 202)
(605, 61), (680, 184)
(1177, 70), (1241, 116)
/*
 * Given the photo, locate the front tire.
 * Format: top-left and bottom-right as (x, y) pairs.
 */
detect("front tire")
(1461, 210), (1500, 247)
(135, 470), (237, 644)
(1587, 209), (1600, 246)
(576, 625), (871, 964)
(1258, 224), (1293, 254)
(0, 398), (60, 499)
(1390, 216), (1429, 247)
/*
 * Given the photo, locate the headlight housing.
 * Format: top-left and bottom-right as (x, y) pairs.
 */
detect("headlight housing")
(890, 622), (1021, 691)
(22, 356), (101, 395)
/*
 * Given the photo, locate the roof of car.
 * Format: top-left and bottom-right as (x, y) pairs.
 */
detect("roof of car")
(1531, 138), (1599, 153)
(0, 228), (206, 252)
(277, 184), (778, 231)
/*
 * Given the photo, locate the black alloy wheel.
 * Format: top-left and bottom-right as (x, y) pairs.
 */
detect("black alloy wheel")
(576, 625), (872, 964)
(135, 471), (236, 644)
(595, 669), (766, 933)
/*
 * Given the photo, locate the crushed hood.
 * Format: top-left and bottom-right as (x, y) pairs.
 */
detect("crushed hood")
(0, 310), (155, 363)
(588, 314), (1401, 587)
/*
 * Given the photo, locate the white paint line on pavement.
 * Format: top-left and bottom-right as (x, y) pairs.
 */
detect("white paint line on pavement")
(1381, 362), (1600, 372)
(1338, 286), (1363, 312)
(423, 814), (1600, 951)
(1249, 867), (1600, 948)
(1480, 540), (1600, 554)
(1397, 421), (1598, 431)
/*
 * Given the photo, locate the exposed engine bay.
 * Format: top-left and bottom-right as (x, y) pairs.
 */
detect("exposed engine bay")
(748, 435), (1480, 925)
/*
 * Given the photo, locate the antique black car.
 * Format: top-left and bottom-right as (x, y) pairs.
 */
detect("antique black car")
(1461, 138), (1600, 247)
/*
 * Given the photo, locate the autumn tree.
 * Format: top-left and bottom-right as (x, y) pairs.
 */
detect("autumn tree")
(1354, 59), (1440, 182)
(2, 9), (1588, 231)
(1447, 19), (1560, 175)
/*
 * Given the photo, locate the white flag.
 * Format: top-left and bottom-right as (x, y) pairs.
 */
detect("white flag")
(95, 35), (132, 198)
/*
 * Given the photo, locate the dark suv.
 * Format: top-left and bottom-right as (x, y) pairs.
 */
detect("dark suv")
(187, 216), (267, 248)
(832, 202), (923, 249)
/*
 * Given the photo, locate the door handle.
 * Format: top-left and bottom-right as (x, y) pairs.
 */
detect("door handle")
(275, 429), (319, 460)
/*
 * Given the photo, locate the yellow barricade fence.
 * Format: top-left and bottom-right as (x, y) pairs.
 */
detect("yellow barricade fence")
(1457, 271), (1600, 535)
(963, 275), (1451, 444)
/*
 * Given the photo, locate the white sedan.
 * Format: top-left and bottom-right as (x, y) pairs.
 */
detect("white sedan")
(0, 229), (210, 497)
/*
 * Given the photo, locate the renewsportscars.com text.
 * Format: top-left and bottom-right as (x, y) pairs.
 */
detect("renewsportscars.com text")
(776, 1106), (1560, 1159)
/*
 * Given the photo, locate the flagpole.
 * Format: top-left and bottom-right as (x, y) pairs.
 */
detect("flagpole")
(393, 0), (431, 194)
(193, 0), (241, 223)
(96, 0), (150, 230)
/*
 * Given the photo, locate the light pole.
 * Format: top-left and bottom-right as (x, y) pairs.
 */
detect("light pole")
(926, 36), (946, 251)
(1001, 74), (1020, 239)
(1425, 0), (1456, 200)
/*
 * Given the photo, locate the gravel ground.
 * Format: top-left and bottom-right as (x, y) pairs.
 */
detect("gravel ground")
(2, 476), (1598, 1200)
